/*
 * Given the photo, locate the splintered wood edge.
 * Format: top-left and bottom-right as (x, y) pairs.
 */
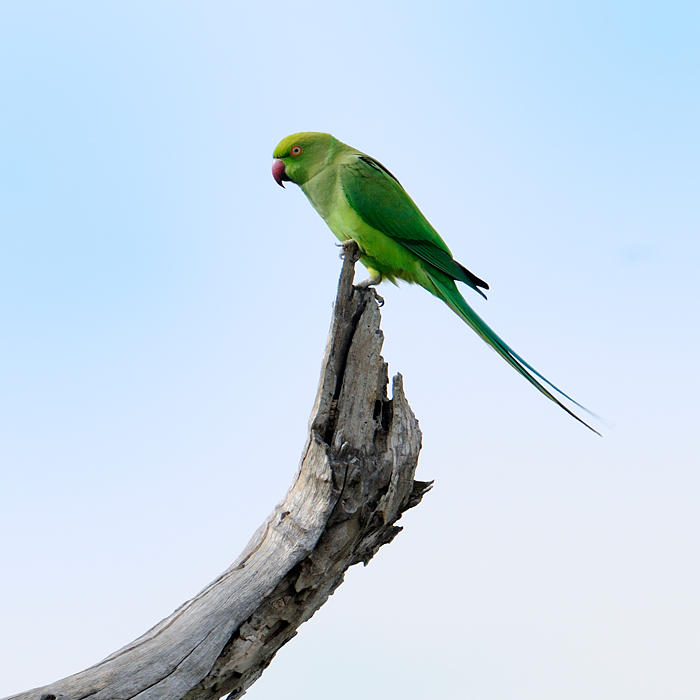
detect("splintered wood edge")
(6, 246), (428, 700)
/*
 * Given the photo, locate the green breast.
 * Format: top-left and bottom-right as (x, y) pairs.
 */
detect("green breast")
(306, 185), (421, 283)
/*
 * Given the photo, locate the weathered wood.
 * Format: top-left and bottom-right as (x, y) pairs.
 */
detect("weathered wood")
(6, 244), (428, 700)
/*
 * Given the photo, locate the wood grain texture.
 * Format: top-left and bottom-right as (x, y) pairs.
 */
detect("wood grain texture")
(6, 245), (429, 700)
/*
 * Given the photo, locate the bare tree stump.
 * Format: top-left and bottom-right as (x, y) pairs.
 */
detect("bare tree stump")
(6, 244), (429, 700)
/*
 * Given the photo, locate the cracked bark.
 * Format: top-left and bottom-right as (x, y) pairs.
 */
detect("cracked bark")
(6, 244), (429, 700)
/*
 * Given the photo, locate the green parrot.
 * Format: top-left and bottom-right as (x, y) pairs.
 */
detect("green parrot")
(272, 132), (598, 434)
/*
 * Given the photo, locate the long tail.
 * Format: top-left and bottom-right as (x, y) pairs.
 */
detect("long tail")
(423, 268), (600, 435)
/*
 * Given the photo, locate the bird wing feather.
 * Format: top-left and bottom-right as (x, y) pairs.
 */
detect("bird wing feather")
(340, 155), (489, 296)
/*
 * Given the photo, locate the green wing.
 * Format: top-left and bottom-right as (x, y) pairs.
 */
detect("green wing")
(337, 153), (597, 433)
(340, 155), (489, 297)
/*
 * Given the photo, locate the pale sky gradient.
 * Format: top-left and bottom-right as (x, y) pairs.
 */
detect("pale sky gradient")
(1, 2), (699, 698)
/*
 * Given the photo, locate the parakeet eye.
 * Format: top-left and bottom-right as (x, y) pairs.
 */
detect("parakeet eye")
(290, 145), (302, 157)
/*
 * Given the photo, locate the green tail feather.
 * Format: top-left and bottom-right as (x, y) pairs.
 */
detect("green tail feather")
(424, 269), (600, 435)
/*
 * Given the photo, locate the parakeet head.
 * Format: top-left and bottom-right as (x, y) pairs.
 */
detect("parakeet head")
(272, 132), (339, 187)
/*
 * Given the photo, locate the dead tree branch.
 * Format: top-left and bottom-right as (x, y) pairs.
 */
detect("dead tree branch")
(6, 244), (429, 700)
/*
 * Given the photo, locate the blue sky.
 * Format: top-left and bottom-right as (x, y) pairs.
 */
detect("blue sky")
(1, 2), (699, 698)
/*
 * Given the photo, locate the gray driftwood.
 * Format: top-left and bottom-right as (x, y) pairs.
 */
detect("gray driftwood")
(7, 244), (429, 700)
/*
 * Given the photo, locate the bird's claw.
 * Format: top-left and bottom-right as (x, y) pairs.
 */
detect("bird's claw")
(336, 239), (362, 263)
(353, 285), (384, 307)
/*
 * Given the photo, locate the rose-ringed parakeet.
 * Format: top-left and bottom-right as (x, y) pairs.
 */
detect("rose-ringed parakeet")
(272, 132), (598, 434)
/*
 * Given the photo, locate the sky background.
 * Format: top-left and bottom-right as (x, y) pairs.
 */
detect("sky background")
(1, 1), (699, 698)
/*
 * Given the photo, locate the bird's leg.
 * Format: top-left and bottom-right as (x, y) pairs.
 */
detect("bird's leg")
(354, 269), (384, 306)
(355, 273), (382, 289)
(336, 241), (384, 305)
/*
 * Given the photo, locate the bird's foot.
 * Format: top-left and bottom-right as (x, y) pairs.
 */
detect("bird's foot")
(336, 239), (362, 263)
(353, 279), (384, 306)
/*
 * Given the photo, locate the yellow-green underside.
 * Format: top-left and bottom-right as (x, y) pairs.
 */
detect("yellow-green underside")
(322, 192), (430, 287)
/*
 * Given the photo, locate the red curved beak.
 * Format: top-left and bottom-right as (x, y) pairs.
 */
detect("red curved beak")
(272, 158), (289, 188)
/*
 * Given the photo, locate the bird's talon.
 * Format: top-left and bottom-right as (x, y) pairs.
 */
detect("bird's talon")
(353, 285), (384, 307)
(337, 240), (362, 262)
